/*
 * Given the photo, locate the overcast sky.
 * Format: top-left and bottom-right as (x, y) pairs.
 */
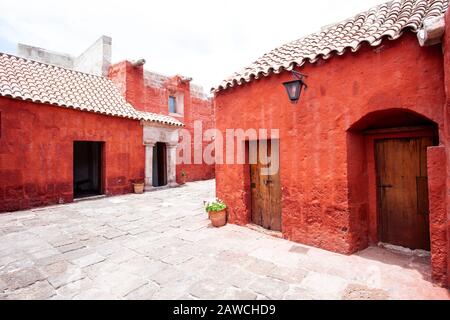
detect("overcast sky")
(0, 0), (387, 91)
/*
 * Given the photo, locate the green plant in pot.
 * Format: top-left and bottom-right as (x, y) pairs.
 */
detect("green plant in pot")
(205, 198), (227, 228)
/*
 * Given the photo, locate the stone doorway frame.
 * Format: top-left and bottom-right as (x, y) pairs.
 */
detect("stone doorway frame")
(141, 121), (179, 191)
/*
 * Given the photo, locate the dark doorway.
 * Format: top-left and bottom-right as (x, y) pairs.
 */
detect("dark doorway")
(153, 142), (167, 187)
(73, 141), (103, 199)
(375, 137), (435, 251)
(249, 140), (282, 231)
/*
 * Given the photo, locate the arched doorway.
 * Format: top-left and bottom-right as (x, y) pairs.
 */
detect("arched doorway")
(347, 109), (439, 251)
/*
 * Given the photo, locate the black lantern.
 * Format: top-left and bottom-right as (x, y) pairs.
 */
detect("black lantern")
(283, 71), (308, 104)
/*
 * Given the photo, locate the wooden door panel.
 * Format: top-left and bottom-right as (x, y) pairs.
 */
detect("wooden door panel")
(417, 137), (433, 249)
(268, 140), (282, 231)
(259, 140), (271, 229)
(250, 160), (263, 226)
(250, 140), (282, 231)
(375, 137), (432, 250)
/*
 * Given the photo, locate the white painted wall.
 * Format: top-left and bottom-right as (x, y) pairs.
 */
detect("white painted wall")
(17, 35), (112, 76)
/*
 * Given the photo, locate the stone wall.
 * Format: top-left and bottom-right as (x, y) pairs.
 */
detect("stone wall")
(17, 44), (74, 69)
(74, 36), (112, 77)
(17, 36), (112, 77)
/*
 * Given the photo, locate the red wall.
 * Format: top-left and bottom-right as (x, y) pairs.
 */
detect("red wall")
(442, 10), (450, 288)
(427, 145), (447, 286)
(177, 95), (216, 182)
(0, 97), (145, 212)
(109, 61), (215, 182)
(215, 32), (448, 285)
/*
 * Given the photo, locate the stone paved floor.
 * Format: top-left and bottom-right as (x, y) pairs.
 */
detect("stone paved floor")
(0, 180), (448, 300)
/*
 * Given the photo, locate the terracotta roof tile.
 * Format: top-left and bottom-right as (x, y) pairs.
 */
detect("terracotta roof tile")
(214, 0), (448, 92)
(0, 53), (183, 127)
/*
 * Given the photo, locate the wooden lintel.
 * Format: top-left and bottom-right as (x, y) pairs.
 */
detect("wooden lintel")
(363, 125), (436, 135)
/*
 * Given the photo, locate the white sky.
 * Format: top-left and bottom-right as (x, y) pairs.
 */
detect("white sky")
(0, 0), (387, 91)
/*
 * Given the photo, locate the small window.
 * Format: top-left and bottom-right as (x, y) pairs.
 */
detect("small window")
(168, 96), (177, 114)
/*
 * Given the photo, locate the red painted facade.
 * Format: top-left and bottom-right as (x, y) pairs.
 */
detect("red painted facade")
(215, 31), (450, 287)
(442, 10), (450, 289)
(0, 60), (215, 214)
(0, 97), (145, 212)
(109, 61), (215, 183)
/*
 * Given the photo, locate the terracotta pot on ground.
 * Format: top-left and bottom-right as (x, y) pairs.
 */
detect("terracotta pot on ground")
(133, 183), (145, 194)
(209, 209), (227, 228)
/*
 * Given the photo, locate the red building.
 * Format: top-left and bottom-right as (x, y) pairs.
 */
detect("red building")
(214, 0), (450, 287)
(0, 36), (214, 213)
(108, 61), (215, 183)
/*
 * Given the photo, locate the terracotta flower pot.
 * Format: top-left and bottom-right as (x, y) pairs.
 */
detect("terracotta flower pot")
(133, 183), (145, 194)
(209, 209), (227, 228)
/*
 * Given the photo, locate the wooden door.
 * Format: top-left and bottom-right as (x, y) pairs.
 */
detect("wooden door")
(375, 137), (432, 250)
(250, 140), (282, 231)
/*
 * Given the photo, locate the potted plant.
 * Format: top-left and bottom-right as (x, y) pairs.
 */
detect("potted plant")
(205, 198), (227, 228)
(179, 171), (187, 185)
(132, 179), (145, 194)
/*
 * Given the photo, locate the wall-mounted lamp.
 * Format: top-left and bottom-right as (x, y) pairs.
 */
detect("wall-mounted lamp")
(283, 71), (308, 104)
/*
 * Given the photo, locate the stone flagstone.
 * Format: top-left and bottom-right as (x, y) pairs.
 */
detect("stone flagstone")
(0, 180), (448, 300)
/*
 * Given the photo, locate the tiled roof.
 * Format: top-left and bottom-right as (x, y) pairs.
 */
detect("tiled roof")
(0, 53), (183, 127)
(214, 0), (449, 92)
